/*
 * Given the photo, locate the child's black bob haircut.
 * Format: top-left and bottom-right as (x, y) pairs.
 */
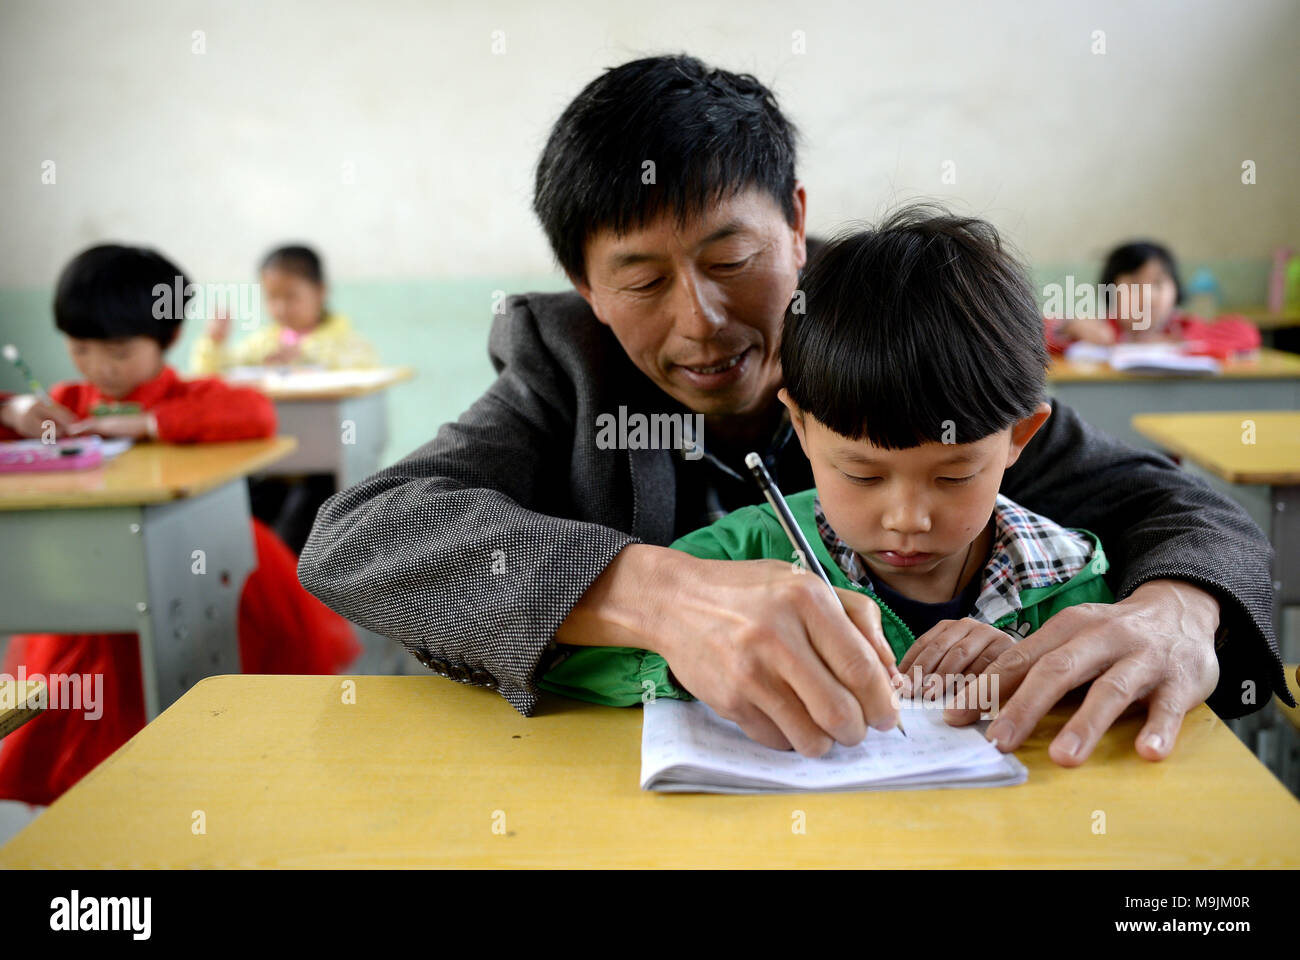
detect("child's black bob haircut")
(533, 54), (799, 284)
(781, 204), (1048, 450)
(1099, 240), (1183, 304)
(54, 244), (190, 348)
(260, 244), (325, 286)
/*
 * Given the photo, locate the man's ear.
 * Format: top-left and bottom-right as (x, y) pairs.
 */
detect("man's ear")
(778, 387), (811, 457)
(790, 182), (809, 272)
(1005, 401), (1052, 468)
(567, 270), (608, 326)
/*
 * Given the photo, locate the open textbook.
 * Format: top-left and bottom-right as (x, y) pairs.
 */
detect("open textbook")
(641, 698), (1027, 794)
(1064, 341), (1221, 375)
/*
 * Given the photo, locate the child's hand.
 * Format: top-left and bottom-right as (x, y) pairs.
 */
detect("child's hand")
(68, 413), (158, 440)
(1062, 316), (1116, 345)
(206, 311), (231, 344)
(898, 617), (1016, 703)
(1, 394), (80, 438)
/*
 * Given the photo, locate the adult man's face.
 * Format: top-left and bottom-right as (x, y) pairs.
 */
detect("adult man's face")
(573, 185), (807, 418)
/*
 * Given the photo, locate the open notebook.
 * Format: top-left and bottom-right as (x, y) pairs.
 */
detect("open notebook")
(1064, 341), (1221, 375)
(641, 698), (1027, 793)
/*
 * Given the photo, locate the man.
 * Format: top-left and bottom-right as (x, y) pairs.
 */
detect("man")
(298, 54), (1291, 765)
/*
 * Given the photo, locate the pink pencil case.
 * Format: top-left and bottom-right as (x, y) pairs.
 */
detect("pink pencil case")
(0, 436), (105, 472)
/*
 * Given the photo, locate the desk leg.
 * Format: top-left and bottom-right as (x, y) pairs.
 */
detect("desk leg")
(337, 393), (388, 489)
(261, 393), (387, 490)
(136, 480), (255, 719)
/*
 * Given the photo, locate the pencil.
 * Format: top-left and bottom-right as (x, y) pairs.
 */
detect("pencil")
(2, 344), (55, 406)
(744, 451), (906, 737)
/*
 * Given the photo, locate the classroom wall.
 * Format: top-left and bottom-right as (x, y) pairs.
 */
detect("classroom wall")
(2, 0), (1297, 466)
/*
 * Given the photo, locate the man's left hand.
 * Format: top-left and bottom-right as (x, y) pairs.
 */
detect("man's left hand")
(942, 579), (1221, 766)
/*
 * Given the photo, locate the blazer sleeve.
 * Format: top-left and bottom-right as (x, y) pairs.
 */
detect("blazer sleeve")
(1001, 399), (1292, 716)
(535, 505), (778, 707)
(296, 296), (639, 717)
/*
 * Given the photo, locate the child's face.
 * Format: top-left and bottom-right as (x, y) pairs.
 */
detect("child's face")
(66, 335), (164, 399)
(261, 267), (326, 333)
(1113, 259), (1177, 332)
(780, 389), (1050, 592)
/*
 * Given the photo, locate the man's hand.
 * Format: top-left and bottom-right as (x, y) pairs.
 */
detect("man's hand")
(68, 413), (158, 440)
(898, 618), (1016, 701)
(942, 580), (1221, 766)
(556, 544), (903, 757)
(0, 394), (79, 438)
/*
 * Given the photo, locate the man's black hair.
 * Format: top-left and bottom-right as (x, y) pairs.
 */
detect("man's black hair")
(261, 244), (325, 286)
(54, 244), (190, 348)
(1099, 240), (1183, 304)
(533, 54), (799, 283)
(781, 203), (1048, 449)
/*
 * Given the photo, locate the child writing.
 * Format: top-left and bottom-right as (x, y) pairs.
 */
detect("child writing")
(190, 244), (379, 373)
(539, 206), (1113, 722)
(190, 243), (379, 553)
(0, 244), (361, 805)
(1046, 240), (1258, 357)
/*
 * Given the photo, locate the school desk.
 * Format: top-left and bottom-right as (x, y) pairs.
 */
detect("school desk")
(0, 438), (296, 721)
(1279, 666), (1300, 733)
(1048, 348), (1300, 451)
(229, 366), (414, 488)
(1132, 411), (1300, 612)
(1238, 307), (1300, 333)
(1, 674), (1297, 868)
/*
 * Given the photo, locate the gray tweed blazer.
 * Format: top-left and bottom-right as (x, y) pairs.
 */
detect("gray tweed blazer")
(298, 289), (1292, 718)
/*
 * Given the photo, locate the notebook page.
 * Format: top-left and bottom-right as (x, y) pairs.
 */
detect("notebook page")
(642, 698), (1006, 791)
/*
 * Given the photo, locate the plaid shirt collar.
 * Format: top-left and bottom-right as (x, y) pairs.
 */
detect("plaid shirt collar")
(814, 492), (1095, 626)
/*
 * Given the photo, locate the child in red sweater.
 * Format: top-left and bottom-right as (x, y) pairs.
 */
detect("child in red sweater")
(1044, 240), (1259, 359)
(0, 244), (361, 805)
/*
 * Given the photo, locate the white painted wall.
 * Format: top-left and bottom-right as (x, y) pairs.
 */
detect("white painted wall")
(1, 0), (1296, 286)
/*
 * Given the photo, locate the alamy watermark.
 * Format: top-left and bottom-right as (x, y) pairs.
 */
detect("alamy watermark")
(2, 666), (103, 720)
(1041, 277), (1155, 330)
(595, 405), (704, 460)
(892, 666), (1000, 713)
(151, 276), (262, 331)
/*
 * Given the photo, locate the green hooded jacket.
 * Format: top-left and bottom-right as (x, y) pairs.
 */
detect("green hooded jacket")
(539, 489), (1113, 707)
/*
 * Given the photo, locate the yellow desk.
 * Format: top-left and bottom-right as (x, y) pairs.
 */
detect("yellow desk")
(1131, 411), (1300, 485)
(1281, 666), (1300, 733)
(1237, 307), (1300, 333)
(1133, 412), (1300, 612)
(1049, 348), (1300, 383)
(1049, 349), (1300, 451)
(225, 367), (414, 488)
(0, 439), (296, 719)
(3, 674), (1297, 868)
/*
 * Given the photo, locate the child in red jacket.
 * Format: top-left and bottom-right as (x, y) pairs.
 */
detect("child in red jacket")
(1044, 240), (1259, 359)
(0, 244), (361, 806)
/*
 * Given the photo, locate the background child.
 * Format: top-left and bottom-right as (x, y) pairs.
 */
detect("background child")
(0, 244), (361, 806)
(539, 206), (1114, 716)
(189, 243), (380, 552)
(190, 244), (379, 373)
(1046, 240), (1259, 357)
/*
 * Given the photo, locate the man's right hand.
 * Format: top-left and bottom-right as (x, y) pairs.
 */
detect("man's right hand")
(0, 394), (79, 438)
(555, 544), (903, 757)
